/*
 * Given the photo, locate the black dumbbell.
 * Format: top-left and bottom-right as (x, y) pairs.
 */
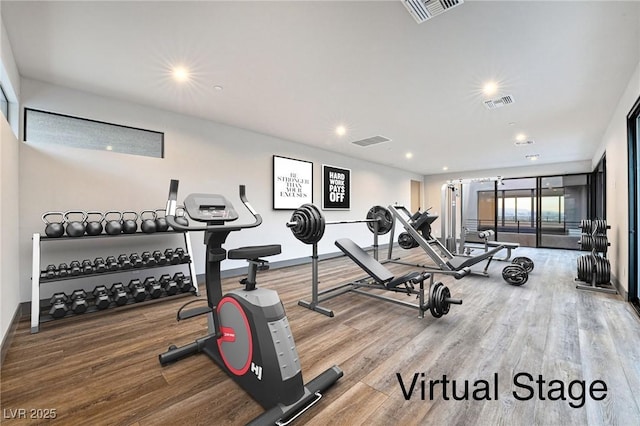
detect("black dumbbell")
(129, 253), (143, 268)
(128, 279), (147, 302)
(92, 285), (111, 310)
(118, 254), (133, 270)
(141, 251), (156, 267)
(58, 263), (69, 278)
(152, 250), (168, 266)
(159, 274), (179, 295)
(173, 272), (193, 293)
(70, 289), (88, 314)
(94, 257), (107, 273)
(110, 283), (128, 306)
(43, 264), (57, 279)
(105, 256), (119, 271)
(144, 277), (162, 299)
(81, 259), (94, 274)
(165, 248), (181, 265)
(69, 260), (81, 276)
(175, 248), (191, 263)
(49, 293), (69, 319)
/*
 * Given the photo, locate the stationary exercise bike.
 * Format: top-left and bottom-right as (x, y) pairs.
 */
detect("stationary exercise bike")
(158, 180), (342, 425)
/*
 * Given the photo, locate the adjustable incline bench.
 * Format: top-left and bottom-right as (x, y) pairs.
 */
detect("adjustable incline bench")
(333, 238), (462, 319)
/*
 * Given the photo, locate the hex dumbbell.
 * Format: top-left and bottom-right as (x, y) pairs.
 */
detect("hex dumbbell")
(118, 254), (133, 270)
(49, 293), (69, 319)
(128, 279), (147, 302)
(175, 248), (191, 264)
(165, 248), (181, 265)
(105, 256), (119, 271)
(94, 257), (107, 273)
(43, 264), (57, 279)
(110, 283), (129, 306)
(70, 289), (88, 314)
(58, 263), (69, 278)
(81, 259), (94, 274)
(141, 251), (156, 267)
(68, 260), (81, 276)
(92, 285), (111, 310)
(144, 277), (162, 299)
(173, 272), (193, 293)
(159, 274), (179, 296)
(152, 250), (168, 266)
(129, 253), (143, 268)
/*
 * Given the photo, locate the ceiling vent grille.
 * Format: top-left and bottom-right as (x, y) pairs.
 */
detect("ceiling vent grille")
(514, 139), (535, 146)
(402, 0), (464, 24)
(351, 135), (391, 147)
(483, 95), (515, 110)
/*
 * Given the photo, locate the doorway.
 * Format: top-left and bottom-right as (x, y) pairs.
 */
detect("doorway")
(410, 180), (422, 214)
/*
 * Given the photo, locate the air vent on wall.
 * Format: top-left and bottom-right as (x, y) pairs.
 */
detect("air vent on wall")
(483, 95), (515, 110)
(351, 135), (391, 147)
(402, 0), (464, 24)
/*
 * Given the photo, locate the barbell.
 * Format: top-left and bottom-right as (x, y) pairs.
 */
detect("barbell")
(286, 204), (393, 245)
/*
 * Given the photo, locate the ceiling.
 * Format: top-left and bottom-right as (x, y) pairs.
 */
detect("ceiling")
(2, 1), (639, 175)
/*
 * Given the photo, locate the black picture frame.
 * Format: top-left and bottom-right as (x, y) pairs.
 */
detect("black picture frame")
(322, 164), (351, 210)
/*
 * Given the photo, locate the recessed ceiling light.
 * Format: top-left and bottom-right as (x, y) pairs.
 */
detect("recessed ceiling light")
(172, 66), (190, 82)
(526, 154), (540, 161)
(483, 81), (498, 96)
(335, 125), (346, 136)
(213, 85), (223, 91)
(406, 152), (413, 159)
(515, 133), (526, 142)
(105, 145), (113, 151)
(442, 166), (449, 171)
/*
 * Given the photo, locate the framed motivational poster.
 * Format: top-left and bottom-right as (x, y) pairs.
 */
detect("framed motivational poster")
(322, 164), (351, 210)
(273, 155), (313, 210)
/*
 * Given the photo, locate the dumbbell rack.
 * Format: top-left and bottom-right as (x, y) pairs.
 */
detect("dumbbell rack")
(575, 219), (616, 294)
(31, 231), (199, 333)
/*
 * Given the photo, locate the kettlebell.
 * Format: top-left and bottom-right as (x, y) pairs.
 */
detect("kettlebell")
(85, 211), (104, 236)
(121, 211), (139, 234)
(174, 206), (189, 228)
(140, 210), (157, 234)
(155, 209), (169, 232)
(104, 211), (123, 235)
(64, 211), (88, 237)
(42, 212), (65, 238)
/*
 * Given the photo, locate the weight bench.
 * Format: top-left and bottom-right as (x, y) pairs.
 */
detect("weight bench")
(473, 230), (520, 261)
(332, 238), (462, 318)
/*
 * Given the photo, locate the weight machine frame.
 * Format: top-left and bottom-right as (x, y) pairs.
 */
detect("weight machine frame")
(386, 204), (501, 278)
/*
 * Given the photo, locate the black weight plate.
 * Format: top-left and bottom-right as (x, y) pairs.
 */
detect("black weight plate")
(512, 257), (534, 273)
(502, 264), (528, 286)
(429, 282), (443, 318)
(366, 206), (393, 235)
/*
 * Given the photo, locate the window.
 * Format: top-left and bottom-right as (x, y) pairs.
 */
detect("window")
(24, 108), (164, 158)
(0, 84), (8, 122)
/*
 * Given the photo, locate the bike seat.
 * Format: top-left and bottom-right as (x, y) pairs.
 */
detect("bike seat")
(228, 244), (282, 260)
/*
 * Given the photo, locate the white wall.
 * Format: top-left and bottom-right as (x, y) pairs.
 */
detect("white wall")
(1, 10), (21, 347)
(591, 59), (640, 294)
(17, 78), (423, 302)
(423, 161), (592, 238)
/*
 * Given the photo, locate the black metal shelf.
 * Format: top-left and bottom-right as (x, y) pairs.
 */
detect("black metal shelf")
(38, 288), (198, 324)
(39, 230), (186, 242)
(31, 231), (199, 333)
(39, 261), (191, 284)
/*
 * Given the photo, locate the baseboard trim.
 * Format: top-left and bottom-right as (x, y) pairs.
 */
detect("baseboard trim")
(1, 304), (23, 365)
(610, 273), (628, 300)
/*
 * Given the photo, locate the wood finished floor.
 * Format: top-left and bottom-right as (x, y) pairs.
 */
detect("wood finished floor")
(1, 246), (640, 425)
